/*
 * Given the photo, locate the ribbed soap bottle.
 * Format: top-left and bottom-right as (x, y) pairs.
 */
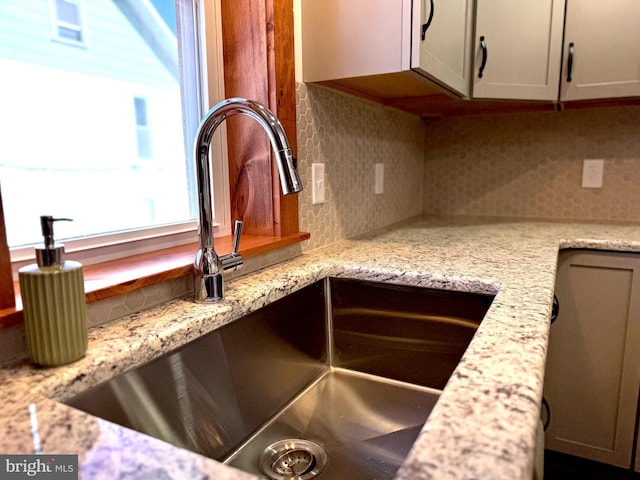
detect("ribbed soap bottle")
(19, 216), (87, 366)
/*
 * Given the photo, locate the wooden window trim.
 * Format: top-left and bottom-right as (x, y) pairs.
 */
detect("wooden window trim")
(0, 0), (305, 328)
(0, 189), (16, 327)
(221, 0), (299, 237)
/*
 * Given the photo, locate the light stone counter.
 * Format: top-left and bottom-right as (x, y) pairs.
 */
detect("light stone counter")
(3, 216), (640, 479)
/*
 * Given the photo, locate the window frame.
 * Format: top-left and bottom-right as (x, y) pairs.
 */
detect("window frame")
(50, 0), (86, 46)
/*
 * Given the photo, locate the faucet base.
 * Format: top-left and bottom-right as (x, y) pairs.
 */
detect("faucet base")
(194, 273), (224, 303)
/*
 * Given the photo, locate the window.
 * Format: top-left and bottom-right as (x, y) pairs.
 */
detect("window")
(52, 0), (85, 44)
(1, 0), (229, 267)
(134, 96), (153, 159)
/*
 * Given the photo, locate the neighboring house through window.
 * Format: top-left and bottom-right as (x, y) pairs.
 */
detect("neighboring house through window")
(0, 0), (229, 267)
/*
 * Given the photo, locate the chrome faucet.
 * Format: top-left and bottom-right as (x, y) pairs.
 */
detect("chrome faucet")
(193, 98), (303, 303)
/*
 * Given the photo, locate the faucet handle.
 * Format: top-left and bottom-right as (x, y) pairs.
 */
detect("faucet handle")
(231, 220), (243, 256)
(221, 220), (244, 272)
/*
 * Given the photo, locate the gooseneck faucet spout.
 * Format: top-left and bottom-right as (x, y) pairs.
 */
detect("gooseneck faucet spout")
(193, 98), (303, 303)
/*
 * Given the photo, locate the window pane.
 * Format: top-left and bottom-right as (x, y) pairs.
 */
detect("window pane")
(0, 0), (198, 247)
(134, 97), (148, 126)
(137, 127), (154, 159)
(56, 0), (81, 26)
(57, 25), (83, 42)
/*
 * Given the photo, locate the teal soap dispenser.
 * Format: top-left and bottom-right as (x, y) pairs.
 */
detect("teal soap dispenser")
(19, 216), (87, 367)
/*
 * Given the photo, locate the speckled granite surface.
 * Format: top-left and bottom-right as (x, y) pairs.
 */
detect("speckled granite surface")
(3, 216), (640, 480)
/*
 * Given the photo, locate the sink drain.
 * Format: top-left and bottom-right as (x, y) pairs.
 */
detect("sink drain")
(259, 439), (327, 480)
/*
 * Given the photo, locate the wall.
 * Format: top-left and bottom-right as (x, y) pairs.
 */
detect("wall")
(296, 83), (425, 249)
(291, 0), (425, 244)
(423, 105), (640, 223)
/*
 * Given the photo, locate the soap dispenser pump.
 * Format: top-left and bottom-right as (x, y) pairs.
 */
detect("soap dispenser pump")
(19, 216), (87, 367)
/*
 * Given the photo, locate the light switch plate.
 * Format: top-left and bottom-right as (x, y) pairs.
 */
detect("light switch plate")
(582, 159), (604, 188)
(312, 163), (325, 204)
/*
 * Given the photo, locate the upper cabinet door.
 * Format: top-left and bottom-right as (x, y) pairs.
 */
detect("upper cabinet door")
(472, 0), (565, 101)
(301, 0), (408, 83)
(560, 0), (640, 101)
(411, 0), (474, 97)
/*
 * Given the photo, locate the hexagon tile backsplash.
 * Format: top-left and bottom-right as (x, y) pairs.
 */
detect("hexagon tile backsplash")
(296, 83), (426, 250)
(422, 104), (640, 224)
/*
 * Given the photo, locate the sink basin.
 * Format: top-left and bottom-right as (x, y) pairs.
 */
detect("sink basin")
(65, 277), (494, 479)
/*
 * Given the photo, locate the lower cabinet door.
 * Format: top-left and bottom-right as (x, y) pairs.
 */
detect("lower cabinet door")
(544, 250), (640, 468)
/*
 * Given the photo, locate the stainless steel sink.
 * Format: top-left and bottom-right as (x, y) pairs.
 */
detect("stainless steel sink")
(65, 277), (494, 480)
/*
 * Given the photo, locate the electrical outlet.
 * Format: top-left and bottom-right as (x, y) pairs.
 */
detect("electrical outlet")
(374, 163), (384, 194)
(582, 159), (604, 188)
(311, 163), (325, 204)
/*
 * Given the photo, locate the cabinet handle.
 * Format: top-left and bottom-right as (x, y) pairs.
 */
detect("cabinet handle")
(478, 36), (488, 78)
(541, 397), (551, 431)
(551, 294), (559, 324)
(421, 0), (435, 41)
(566, 42), (574, 82)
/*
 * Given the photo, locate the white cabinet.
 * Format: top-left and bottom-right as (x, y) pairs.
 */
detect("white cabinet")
(301, 0), (409, 83)
(544, 250), (640, 468)
(301, 0), (473, 98)
(300, 0), (640, 110)
(411, 0), (473, 97)
(560, 0), (640, 101)
(471, 0), (565, 101)
(472, 0), (640, 103)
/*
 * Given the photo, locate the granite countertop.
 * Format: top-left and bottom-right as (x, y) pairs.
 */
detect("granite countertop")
(3, 215), (640, 480)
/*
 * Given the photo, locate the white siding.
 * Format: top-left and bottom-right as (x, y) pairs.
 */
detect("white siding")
(0, 0), (176, 88)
